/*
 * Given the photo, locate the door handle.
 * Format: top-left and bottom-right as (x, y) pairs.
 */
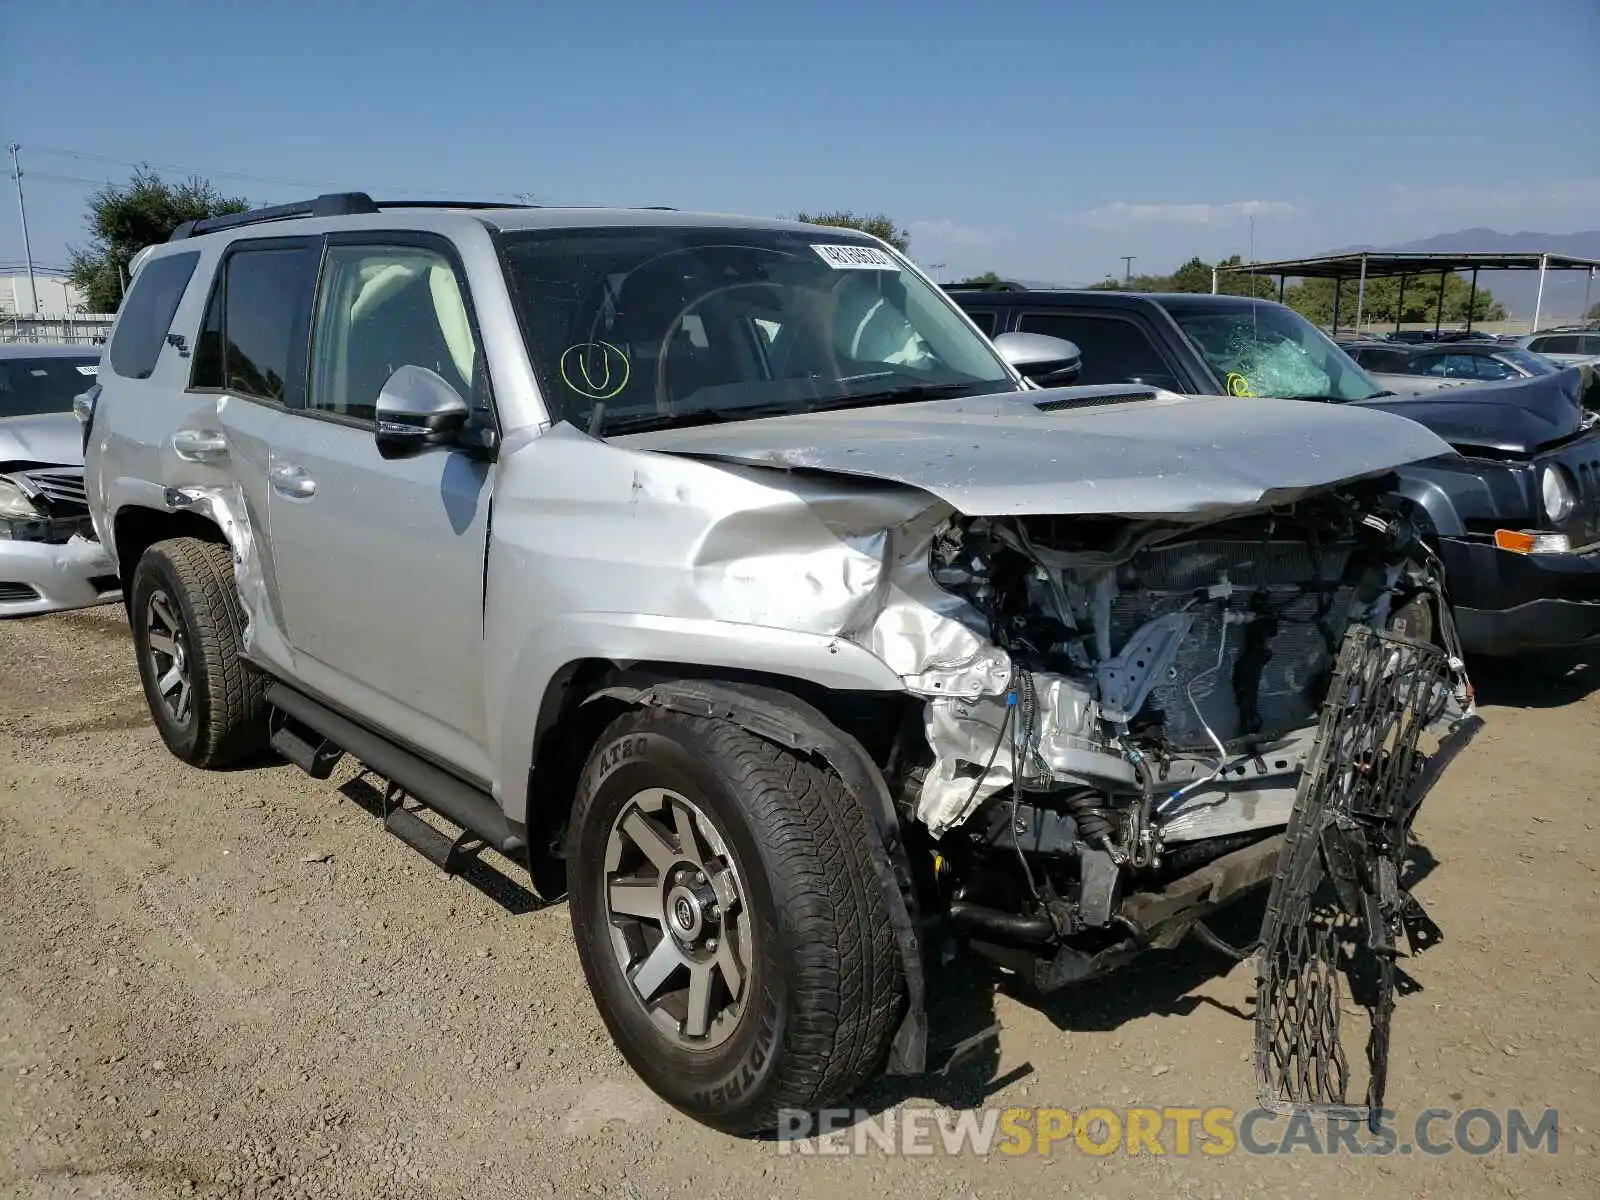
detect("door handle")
(171, 428), (229, 463)
(269, 462), (317, 499)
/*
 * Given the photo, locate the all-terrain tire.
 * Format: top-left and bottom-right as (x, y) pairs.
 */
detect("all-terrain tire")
(567, 707), (906, 1135)
(129, 537), (269, 768)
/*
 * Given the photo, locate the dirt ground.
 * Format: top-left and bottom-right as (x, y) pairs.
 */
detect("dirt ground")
(1, 605), (1596, 1199)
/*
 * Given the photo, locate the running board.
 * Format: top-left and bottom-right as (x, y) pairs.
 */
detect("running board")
(269, 711), (345, 779)
(263, 682), (524, 870)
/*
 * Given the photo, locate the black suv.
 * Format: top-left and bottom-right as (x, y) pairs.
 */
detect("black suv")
(949, 286), (1600, 656)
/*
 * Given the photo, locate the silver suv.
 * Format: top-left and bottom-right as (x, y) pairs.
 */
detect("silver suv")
(84, 195), (1467, 1132)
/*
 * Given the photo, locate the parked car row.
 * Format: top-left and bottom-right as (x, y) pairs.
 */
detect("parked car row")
(1342, 339), (1562, 392)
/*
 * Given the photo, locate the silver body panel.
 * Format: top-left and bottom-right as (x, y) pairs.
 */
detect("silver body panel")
(617, 387), (1450, 519)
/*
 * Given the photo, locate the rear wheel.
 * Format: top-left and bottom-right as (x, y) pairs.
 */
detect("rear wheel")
(129, 537), (269, 767)
(567, 708), (905, 1135)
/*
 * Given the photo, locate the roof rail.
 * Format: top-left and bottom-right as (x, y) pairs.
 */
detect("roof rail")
(170, 192), (379, 240)
(942, 279), (1032, 293)
(168, 193), (538, 241)
(370, 199), (535, 212)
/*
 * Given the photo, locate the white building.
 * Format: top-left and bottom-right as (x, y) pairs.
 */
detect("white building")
(0, 272), (87, 315)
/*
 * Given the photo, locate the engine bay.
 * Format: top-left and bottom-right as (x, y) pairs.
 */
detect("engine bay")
(900, 482), (1457, 964)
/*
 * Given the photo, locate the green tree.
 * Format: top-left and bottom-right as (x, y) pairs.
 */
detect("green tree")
(1213, 255), (1278, 299)
(789, 210), (910, 252)
(951, 270), (1002, 287)
(1284, 273), (1504, 330)
(1166, 256), (1214, 293)
(1587, 301), (1600, 322)
(1090, 255), (1275, 297)
(69, 170), (248, 311)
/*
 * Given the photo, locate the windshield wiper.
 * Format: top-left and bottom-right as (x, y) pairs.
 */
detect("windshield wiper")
(600, 382), (999, 436)
(803, 381), (997, 411)
(601, 403), (799, 436)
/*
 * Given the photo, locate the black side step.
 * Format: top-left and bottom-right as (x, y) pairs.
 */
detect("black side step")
(264, 683), (524, 862)
(381, 788), (490, 874)
(268, 712), (345, 779)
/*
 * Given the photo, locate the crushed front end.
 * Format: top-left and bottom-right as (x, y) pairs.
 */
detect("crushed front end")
(882, 479), (1472, 995)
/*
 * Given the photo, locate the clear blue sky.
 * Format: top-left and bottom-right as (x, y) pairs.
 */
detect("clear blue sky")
(3, 0), (1597, 285)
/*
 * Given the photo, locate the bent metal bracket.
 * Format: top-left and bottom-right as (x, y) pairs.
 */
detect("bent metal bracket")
(1254, 623), (1480, 1121)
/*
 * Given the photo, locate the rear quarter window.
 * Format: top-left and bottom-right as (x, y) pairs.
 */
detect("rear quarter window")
(1531, 335), (1581, 354)
(108, 251), (202, 380)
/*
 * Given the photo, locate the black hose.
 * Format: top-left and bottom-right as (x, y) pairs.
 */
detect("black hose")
(947, 899), (1056, 945)
(1061, 789), (1115, 843)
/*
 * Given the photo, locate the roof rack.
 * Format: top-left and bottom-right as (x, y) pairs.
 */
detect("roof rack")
(942, 280), (1032, 293)
(167, 192), (536, 241)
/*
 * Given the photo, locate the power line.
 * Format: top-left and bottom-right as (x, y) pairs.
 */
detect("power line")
(23, 141), (535, 202)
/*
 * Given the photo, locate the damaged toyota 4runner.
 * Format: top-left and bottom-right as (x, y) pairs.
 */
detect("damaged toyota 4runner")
(84, 196), (1472, 1134)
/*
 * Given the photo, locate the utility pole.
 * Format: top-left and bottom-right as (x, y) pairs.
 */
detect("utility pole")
(927, 262), (946, 284)
(8, 143), (39, 315)
(1121, 255), (1135, 285)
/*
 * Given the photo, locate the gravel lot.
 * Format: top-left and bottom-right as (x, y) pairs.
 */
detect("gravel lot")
(2, 604), (1597, 1199)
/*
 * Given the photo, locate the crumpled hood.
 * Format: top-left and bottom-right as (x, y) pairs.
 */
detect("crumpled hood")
(616, 386), (1452, 518)
(0, 412), (83, 468)
(1355, 368), (1587, 456)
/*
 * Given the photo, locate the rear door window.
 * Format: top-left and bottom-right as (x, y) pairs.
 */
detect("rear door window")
(1017, 311), (1181, 389)
(191, 242), (319, 404)
(108, 251), (200, 380)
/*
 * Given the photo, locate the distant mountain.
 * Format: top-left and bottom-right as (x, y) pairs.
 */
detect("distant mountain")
(1332, 229), (1600, 325)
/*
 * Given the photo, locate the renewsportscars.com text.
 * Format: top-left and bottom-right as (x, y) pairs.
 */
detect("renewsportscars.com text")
(776, 1106), (1560, 1158)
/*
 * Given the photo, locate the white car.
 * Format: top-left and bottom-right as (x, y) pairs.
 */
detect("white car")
(1517, 328), (1600, 369)
(0, 343), (121, 616)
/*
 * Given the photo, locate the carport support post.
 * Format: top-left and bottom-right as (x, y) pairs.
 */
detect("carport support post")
(1533, 253), (1549, 332)
(1277, 275), (1286, 303)
(1466, 267), (1479, 333)
(1395, 274), (1407, 333)
(1434, 271), (1447, 337)
(1354, 254), (1367, 334)
(1211, 266), (1219, 295)
(1330, 276), (1342, 337)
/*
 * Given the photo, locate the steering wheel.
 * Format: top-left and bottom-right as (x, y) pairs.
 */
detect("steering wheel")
(653, 281), (840, 414)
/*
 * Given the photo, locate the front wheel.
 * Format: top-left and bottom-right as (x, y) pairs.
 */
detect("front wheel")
(567, 708), (905, 1135)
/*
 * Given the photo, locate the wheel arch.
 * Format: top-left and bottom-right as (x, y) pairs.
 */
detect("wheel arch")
(112, 503), (229, 601)
(529, 663), (930, 1075)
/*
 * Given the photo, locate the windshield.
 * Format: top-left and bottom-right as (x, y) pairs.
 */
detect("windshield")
(1166, 301), (1384, 402)
(498, 226), (1018, 434)
(0, 354), (100, 418)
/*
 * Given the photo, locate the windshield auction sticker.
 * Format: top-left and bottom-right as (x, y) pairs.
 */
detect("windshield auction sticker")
(811, 243), (899, 270)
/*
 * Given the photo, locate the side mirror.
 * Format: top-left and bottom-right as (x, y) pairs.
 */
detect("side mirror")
(374, 365), (471, 460)
(993, 331), (1082, 386)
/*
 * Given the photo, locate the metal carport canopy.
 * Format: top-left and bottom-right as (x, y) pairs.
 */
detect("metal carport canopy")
(1212, 250), (1600, 332)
